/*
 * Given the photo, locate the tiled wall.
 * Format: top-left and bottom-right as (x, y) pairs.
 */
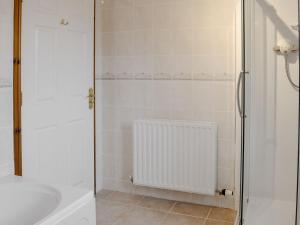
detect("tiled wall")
(0, 0), (14, 177)
(96, 0), (238, 208)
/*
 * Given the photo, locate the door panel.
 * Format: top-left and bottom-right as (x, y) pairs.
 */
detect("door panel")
(37, 0), (58, 13)
(68, 121), (86, 186)
(22, 0), (94, 190)
(0, 0), (14, 176)
(36, 27), (56, 101)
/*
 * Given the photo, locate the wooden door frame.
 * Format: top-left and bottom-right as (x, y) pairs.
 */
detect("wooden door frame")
(93, 0), (97, 193)
(13, 0), (22, 176)
(12, 0), (97, 192)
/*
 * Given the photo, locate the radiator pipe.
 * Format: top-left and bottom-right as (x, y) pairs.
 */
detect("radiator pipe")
(129, 176), (133, 184)
(217, 189), (234, 196)
(130, 175), (232, 197)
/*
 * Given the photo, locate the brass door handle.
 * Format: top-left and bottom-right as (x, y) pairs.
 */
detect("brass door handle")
(87, 88), (95, 109)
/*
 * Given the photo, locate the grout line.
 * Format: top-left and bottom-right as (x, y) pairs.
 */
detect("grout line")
(166, 211), (208, 220)
(159, 211), (170, 225)
(204, 218), (235, 223)
(135, 204), (174, 213)
(203, 208), (213, 225)
(206, 208), (213, 219)
(157, 201), (178, 225)
(168, 201), (177, 213)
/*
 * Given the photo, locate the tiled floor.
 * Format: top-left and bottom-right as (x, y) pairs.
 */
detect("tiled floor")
(96, 190), (237, 225)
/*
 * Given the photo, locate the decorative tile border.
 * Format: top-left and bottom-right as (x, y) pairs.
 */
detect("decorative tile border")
(96, 72), (235, 81)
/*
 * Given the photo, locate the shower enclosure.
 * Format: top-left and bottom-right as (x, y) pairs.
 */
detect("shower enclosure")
(240, 0), (299, 225)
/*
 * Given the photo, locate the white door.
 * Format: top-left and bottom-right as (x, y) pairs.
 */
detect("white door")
(0, 0), (14, 176)
(22, 0), (94, 190)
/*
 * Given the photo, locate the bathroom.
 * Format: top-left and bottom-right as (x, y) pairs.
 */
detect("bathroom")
(0, 0), (299, 225)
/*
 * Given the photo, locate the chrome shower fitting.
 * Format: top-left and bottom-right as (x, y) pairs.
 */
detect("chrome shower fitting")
(273, 39), (299, 90)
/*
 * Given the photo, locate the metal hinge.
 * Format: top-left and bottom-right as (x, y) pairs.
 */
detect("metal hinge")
(14, 128), (22, 134)
(87, 88), (95, 110)
(13, 58), (21, 65)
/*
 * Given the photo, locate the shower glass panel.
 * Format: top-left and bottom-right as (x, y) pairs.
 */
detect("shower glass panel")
(240, 0), (299, 225)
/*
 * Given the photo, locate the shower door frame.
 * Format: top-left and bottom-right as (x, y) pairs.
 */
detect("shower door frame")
(238, 0), (247, 224)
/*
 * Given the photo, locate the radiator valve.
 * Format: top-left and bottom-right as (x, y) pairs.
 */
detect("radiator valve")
(217, 189), (234, 196)
(129, 176), (134, 184)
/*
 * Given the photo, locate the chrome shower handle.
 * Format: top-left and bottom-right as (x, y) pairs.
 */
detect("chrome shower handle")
(237, 71), (243, 118)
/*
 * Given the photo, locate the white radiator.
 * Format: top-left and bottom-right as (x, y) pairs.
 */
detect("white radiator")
(133, 120), (218, 196)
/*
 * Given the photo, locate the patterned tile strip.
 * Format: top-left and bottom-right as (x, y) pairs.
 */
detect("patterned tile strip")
(96, 73), (235, 81)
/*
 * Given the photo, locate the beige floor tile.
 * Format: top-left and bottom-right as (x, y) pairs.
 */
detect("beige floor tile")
(138, 196), (176, 212)
(96, 189), (114, 200)
(96, 199), (133, 225)
(162, 213), (205, 225)
(114, 207), (166, 225)
(208, 208), (237, 223)
(171, 202), (211, 218)
(204, 219), (234, 225)
(106, 191), (144, 205)
(96, 191), (236, 225)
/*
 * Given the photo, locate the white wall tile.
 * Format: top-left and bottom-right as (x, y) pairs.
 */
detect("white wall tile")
(101, 8), (115, 32)
(153, 30), (172, 55)
(170, 3), (194, 29)
(172, 29), (194, 55)
(100, 0), (134, 9)
(115, 80), (136, 107)
(112, 7), (134, 31)
(193, 81), (214, 112)
(193, 29), (214, 55)
(102, 33), (115, 56)
(132, 80), (154, 109)
(193, 1), (214, 27)
(134, 6), (153, 29)
(134, 0), (153, 7)
(173, 56), (194, 75)
(152, 81), (172, 111)
(103, 154), (117, 178)
(102, 131), (122, 155)
(153, 56), (174, 74)
(134, 30), (153, 55)
(153, 4), (171, 29)
(133, 56), (154, 74)
(171, 81), (194, 111)
(193, 56), (215, 74)
(114, 32), (134, 56)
